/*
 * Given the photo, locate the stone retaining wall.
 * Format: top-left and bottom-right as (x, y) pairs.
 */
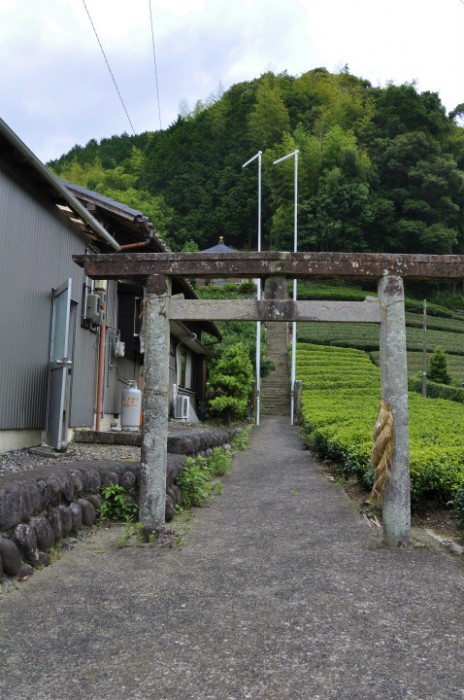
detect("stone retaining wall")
(0, 428), (238, 583)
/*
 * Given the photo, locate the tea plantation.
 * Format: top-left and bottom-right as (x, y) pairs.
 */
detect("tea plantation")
(297, 344), (464, 513)
(295, 283), (464, 384)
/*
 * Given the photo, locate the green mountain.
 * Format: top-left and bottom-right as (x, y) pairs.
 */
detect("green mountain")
(49, 68), (464, 254)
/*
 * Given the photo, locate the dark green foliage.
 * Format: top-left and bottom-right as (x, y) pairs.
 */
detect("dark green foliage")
(177, 456), (214, 507)
(208, 447), (232, 476)
(409, 378), (464, 404)
(48, 67), (464, 256)
(100, 484), (138, 522)
(427, 346), (451, 384)
(231, 428), (250, 451)
(207, 342), (253, 423)
(176, 451), (231, 508)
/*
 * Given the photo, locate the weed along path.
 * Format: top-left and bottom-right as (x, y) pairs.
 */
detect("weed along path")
(2, 418), (464, 699)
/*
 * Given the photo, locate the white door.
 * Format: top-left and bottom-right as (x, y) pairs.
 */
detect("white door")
(43, 279), (75, 450)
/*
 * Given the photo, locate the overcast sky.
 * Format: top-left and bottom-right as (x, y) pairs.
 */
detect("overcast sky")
(1, 0), (463, 163)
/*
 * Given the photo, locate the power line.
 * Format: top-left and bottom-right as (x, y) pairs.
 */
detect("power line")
(81, 0), (136, 136)
(148, 0), (163, 130)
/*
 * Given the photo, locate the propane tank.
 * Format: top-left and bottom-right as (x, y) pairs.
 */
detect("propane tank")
(121, 382), (142, 431)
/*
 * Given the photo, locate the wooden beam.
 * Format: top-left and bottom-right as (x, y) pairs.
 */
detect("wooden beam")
(168, 297), (381, 323)
(74, 251), (464, 281)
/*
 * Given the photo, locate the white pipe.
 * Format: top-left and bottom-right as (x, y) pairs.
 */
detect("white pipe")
(242, 151), (262, 425)
(273, 150), (299, 425)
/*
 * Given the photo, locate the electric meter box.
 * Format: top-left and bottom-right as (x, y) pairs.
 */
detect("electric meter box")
(86, 293), (105, 325)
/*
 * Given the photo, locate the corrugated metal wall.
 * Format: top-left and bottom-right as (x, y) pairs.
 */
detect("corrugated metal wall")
(0, 161), (97, 430)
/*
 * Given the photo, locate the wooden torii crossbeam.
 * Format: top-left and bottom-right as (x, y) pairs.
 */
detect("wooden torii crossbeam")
(75, 251), (464, 548)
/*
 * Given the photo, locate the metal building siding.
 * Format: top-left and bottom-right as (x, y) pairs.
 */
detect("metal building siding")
(69, 313), (99, 427)
(0, 163), (97, 430)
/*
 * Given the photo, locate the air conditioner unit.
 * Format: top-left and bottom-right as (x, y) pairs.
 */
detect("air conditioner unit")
(174, 395), (189, 421)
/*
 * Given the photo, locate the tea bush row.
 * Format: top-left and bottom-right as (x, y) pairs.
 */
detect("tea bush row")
(297, 344), (464, 510)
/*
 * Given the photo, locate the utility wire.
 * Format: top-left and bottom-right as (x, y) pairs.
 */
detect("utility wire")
(81, 0), (136, 135)
(148, 0), (163, 130)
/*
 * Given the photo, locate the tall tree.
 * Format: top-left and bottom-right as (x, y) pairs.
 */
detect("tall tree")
(248, 75), (291, 148)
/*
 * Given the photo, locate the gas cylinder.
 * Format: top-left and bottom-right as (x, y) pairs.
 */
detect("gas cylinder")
(121, 382), (142, 431)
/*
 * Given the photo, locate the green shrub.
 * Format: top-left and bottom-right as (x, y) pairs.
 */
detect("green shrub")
(176, 450), (234, 508)
(177, 456), (214, 507)
(100, 484), (139, 522)
(231, 427), (250, 451)
(208, 341), (253, 423)
(427, 346), (451, 385)
(208, 447), (232, 476)
(409, 378), (464, 404)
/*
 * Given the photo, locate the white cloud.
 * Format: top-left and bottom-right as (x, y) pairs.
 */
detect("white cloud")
(0, 0), (463, 162)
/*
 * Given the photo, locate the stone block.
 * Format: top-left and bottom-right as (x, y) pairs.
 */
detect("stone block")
(30, 516), (55, 552)
(86, 494), (102, 513)
(165, 494), (175, 522)
(58, 505), (73, 536)
(68, 469), (85, 494)
(82, 468), (101, 494)
(17, 564), (33, 579)
(120, 470), (136, 489)
(100, 470), (119, 487)
(13, 524), (39, 565)
(37, 551), (50, 567)
(48, 509), (63, 542)
(0, 538), (22, 576)
(0, 485), (22, 531)
(21, 482), (41, 520)
(77, 499), (96, 526)
(35, 478), (53, 511)
(69, 503), (82, 533)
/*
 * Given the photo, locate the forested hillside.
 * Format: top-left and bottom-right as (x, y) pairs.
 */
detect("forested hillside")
(49, 68), (464, 254)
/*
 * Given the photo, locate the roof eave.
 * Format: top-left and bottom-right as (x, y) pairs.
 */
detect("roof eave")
(0, 118), (120, 251)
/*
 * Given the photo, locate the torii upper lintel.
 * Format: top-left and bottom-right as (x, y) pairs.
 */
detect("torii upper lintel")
(74, 251), (464, 281)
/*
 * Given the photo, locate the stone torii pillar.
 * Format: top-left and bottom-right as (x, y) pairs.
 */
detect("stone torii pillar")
(139, 275), (170, 534)
(378, 275), (410, 546)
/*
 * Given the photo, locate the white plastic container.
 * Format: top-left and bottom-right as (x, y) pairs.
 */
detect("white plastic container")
(121, 382), (142, 431)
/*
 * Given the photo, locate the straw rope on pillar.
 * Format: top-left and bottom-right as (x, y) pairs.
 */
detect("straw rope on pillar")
(370, 400), (394, 503)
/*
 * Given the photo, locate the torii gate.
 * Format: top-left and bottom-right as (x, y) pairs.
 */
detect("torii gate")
(75, 251), (464, 548)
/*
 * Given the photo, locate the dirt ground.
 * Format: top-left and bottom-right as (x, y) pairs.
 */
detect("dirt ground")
(320, 457), (464, 546)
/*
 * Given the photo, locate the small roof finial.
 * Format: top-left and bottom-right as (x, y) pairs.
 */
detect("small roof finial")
(219, 235), (224, 243)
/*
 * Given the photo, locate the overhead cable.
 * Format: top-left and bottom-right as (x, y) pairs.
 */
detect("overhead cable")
(148, 0), (163, 130)
(81, 0), (136, 135)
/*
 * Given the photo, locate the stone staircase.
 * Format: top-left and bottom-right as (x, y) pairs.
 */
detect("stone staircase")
(260, 322), (291, 417)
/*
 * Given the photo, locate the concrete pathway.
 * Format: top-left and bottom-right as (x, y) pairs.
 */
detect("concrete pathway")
(1, 417), (464, 700)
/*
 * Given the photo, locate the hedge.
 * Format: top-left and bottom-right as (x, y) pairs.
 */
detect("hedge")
(408, 378), (464, 404)
(297, 343), (464, 509)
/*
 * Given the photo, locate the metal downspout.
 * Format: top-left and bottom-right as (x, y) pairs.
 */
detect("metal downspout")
(95, 283), (108, 431)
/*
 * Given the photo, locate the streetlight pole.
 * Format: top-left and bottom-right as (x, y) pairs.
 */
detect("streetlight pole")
(242, 151), (262, 425)
(273, 149), (299, 425)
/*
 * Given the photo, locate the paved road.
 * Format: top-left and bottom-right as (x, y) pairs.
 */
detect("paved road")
(1, 417), (464, 700)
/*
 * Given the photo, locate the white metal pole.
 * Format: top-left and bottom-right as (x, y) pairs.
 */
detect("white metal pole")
(273, 150), (299, 425)
(291, 150), (299, 426)
(242, 151), (262, 425)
